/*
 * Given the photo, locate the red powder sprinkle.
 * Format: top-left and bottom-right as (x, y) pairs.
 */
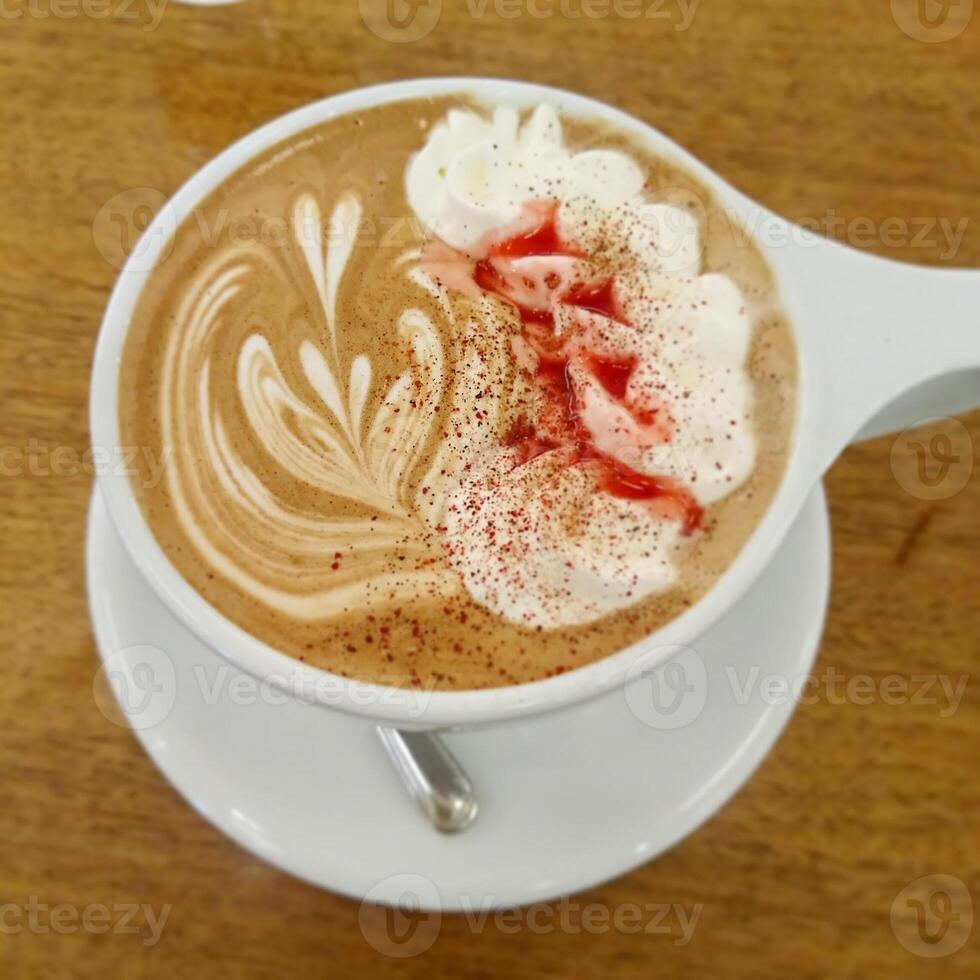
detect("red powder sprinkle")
(502, 416), (560, 467)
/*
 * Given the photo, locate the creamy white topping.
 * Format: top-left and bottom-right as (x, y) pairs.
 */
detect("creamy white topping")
(443, 451), (684, 630)
(406, 104), (757, 627)
(407, 105), (646, 252)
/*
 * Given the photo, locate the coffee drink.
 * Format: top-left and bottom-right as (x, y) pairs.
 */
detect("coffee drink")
(119, 96), (797, 690)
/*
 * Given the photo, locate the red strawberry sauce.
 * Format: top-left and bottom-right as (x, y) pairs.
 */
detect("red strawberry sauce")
(474, 204), (703, 536)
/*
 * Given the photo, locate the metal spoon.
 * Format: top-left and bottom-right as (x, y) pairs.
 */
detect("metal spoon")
(376, 727), (478, 833)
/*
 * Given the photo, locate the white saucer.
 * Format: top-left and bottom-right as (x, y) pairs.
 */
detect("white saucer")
(87, 485), (830, 910)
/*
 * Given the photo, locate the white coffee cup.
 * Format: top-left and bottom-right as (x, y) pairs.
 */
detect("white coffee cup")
(90, 77), (980, 730)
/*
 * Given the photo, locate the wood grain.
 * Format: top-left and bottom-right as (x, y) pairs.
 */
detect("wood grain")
(1, 1), (978, 976)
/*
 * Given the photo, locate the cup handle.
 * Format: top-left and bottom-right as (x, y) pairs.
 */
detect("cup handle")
(778, 233), (980, 472)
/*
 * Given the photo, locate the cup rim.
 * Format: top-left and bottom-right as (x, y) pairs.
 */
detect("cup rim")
(90, 76), (810, 727)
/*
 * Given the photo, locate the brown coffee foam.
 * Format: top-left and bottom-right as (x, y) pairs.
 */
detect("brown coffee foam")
(120, 97), (797, 691)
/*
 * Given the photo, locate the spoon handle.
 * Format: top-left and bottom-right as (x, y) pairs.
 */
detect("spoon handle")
(376, 727), (479, 833)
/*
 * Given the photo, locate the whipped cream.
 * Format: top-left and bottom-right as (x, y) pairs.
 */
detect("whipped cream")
(443, 450), (684, 630)
(406, 104), (758, 628)
(407, 105), (646, 253)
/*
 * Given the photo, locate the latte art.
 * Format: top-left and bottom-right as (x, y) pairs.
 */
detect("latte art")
(120, 97), (797, 689)
(160, 193), (459, 620)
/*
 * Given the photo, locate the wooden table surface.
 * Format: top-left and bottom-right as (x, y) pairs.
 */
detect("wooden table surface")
(2, 1), (978, 976)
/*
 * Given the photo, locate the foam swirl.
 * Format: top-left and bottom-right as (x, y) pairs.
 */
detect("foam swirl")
(159, 192), (466, 619)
